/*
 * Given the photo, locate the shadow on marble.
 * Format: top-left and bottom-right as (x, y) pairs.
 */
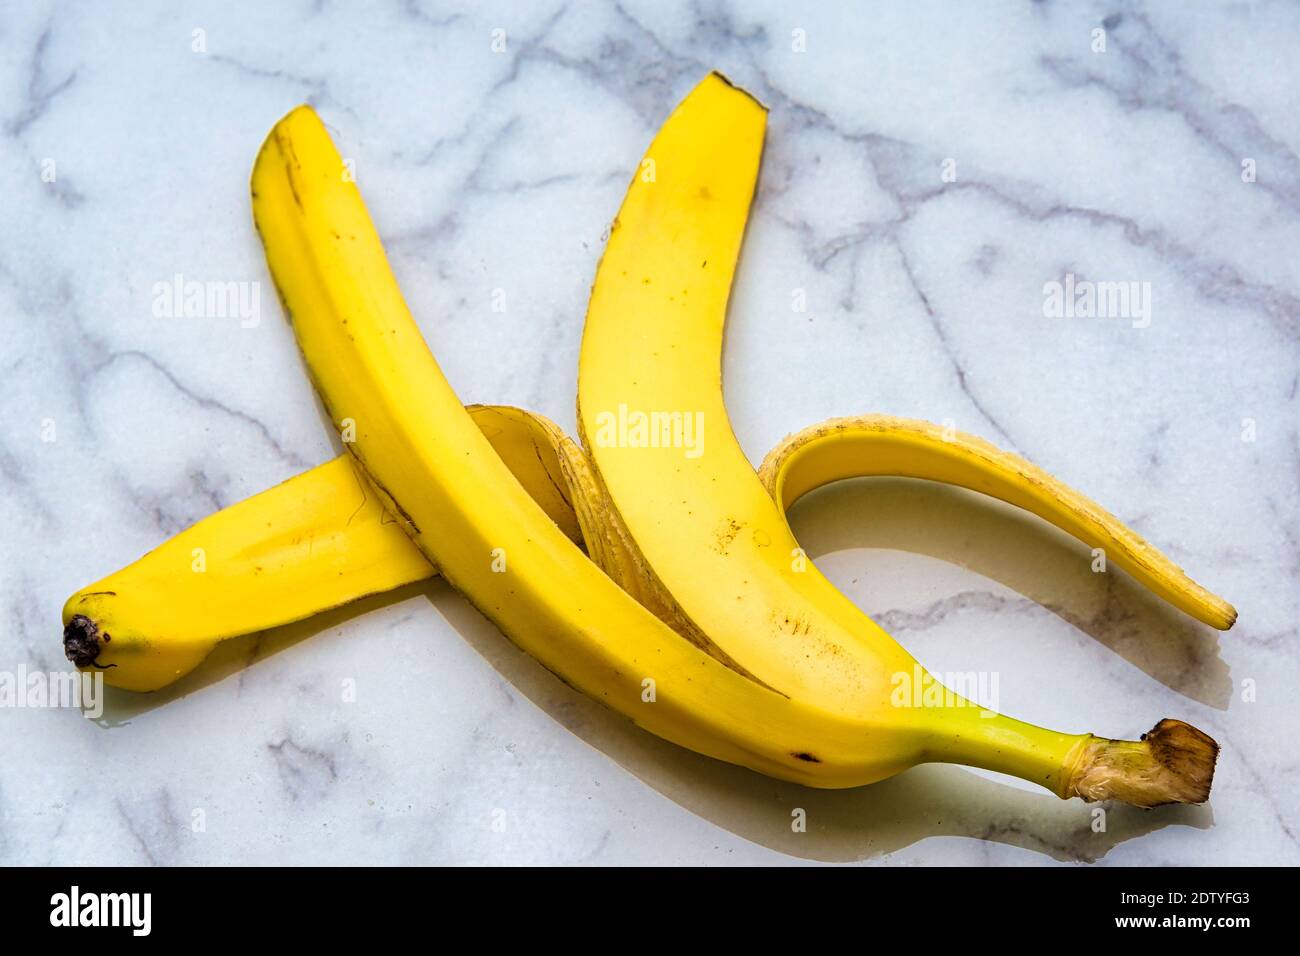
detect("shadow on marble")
(87, 581), (434, 724)
(786, 477), (1232, 710)
(431, 586), (1212, 864)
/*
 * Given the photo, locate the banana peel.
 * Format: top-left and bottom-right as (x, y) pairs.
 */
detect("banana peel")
(61, 76), (1233, 809)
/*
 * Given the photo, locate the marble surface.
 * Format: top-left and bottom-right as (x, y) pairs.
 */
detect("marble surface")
(1, 0), (1297, 865)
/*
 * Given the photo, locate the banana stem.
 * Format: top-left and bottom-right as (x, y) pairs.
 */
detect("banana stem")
(1059, 719), (1219, 807)
(923, 710), (1218, 808)
(924, 709), (1084, 797)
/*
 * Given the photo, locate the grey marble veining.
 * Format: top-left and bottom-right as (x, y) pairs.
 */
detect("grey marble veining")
(1, 0), (1296, 865)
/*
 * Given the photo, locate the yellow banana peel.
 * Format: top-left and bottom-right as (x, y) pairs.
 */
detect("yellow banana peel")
(61, 75), (1233, 809)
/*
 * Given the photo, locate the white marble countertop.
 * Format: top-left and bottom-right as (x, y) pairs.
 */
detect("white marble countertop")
(2, 1), (1297, 865)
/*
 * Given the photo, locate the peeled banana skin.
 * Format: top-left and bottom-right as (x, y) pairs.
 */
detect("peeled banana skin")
(60, 76), (1233, 809)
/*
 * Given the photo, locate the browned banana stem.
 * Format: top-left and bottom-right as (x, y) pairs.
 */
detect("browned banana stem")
(1062, 719), (1219, 807)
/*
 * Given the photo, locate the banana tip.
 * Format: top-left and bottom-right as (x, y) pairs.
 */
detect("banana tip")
(706, 71), (769, 113)
(63, 614), (106, 668)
